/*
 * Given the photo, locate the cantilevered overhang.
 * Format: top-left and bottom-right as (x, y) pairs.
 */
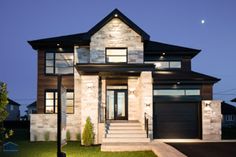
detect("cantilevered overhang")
(153, 71), (220, 84)
(75, 63), (155, 75)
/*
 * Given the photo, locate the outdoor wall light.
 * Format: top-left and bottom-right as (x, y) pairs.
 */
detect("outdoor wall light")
(128, 88), (135, 97)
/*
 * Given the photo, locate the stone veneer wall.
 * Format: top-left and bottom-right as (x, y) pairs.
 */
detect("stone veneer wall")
(128, 78), (139, 120)
(80, 75), (99, 144)
(30, 114), (80, 141)
(202, 100), (222, 140)
(90, 18), (143, 63)
(138, 72), (153, 138)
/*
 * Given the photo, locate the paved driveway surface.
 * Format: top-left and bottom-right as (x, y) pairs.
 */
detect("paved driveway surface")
(167, 142), (236, 157)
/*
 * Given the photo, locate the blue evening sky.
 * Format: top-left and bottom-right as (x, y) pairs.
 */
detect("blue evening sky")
(0, 0), (235, 115)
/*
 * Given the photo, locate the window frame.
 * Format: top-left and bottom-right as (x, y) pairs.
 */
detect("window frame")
(145, 60), (182, 70)
(105, 48), (128, 64)
(44, 89), (74, 114)
(154, 89), (201, 96)
(44, 51), (74, 75)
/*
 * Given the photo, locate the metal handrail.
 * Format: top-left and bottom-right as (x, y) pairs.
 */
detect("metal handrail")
(144, 113), (148, 138)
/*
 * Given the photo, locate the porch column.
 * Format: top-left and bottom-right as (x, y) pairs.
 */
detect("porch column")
(139, 72), (153, 139)
(80, 75), (99, 144)
(202, 100), (222, 140)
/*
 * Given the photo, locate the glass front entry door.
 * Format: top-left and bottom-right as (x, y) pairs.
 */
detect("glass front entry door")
(106, 89), (128, 120)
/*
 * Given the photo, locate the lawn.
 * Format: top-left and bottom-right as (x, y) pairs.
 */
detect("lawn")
(0, 141), (156, 157)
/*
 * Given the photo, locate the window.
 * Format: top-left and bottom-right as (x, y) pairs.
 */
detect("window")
(45, 52), (74, 74)
(226, 115), (234, 121)
(106, 48), (127, 63)
(146, 61), (181, 69)
(154, 89), (200, 96)
(10, 105), (14, 111)
(45, 90), (74, 114)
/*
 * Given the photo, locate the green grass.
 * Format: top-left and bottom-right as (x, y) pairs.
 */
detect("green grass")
(0, 141), (156, 157)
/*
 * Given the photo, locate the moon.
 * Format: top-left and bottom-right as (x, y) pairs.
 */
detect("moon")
(201, 20), (205, 24)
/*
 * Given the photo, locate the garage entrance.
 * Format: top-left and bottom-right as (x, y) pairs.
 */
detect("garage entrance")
(153, 102), (200, 139)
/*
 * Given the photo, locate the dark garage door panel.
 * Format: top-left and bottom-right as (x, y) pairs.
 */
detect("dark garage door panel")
(153, 102), (200, 139)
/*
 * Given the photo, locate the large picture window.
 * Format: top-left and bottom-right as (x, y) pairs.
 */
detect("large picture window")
(106, 48), (127, 63)
(45, 52), (74, 74)
(45, 90), (74, 114)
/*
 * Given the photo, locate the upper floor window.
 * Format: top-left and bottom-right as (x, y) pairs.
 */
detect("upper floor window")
(154, 89), (200, 96)
(106, 48), (127, 63)
(45, 90), (74, 114)
(146, 61), (181, 69)
(45, 52), (74, 74)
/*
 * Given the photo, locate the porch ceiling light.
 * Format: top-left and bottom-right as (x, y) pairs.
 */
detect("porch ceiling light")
(57, 43), (60, 46)
(162, 52), (166, 55)
(114, 14), (118, 17)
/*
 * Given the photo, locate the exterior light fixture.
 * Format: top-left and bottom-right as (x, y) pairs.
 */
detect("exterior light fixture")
(57, 43), (60, 46)
(154, 62), (161, 68)
(177, 82), (180, 85)
(114, 14), (118, 17)
(162, 52), (166, 55)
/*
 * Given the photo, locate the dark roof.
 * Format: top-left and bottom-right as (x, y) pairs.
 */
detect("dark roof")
(27, 101), (36, 108)
(28, 32), (90, 50)
(88, 8), (150, 41)
(28, 8), (150, 50)
(7, 98), (21, 106)
(144, 40), (200, 57)
(231, 98), (236, 102)
(221, 101), (236, 114)
(153, 70), (220, 84)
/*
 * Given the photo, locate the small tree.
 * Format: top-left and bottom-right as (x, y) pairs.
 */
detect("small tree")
(82, 117), (94, 146)
(0, 82), (13, 145)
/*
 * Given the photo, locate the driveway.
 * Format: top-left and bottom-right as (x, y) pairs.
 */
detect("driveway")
(167, 142), (236, 157)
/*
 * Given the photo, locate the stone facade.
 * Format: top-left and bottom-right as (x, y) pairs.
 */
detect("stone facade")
(128, 78), (139, 120)
(202, 100), (222, 140)
(90, 18), (143, 63)
(30, 114), (80, 141)
(138, 72), (153, 138)
(80, 75), (99, 144)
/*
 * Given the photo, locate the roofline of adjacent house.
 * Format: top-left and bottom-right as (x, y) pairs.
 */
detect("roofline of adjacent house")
(7, 98), (21, 106)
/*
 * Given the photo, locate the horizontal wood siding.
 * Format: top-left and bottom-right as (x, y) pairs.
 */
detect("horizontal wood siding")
(182, 58), (191, 71)
(37, 50), (74, 113)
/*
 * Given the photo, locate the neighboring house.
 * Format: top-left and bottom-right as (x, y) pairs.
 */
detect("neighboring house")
(5, 98), (21, 121)
(28, 9), (222, 145)
(231, 98), (236, 102)
(27, 101), (37, 115)
(221, 101), (236, 127)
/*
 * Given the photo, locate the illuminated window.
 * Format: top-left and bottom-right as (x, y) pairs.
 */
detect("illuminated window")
(45, 52), (74, 74)
(106, 48), (127, 63)
(154, 89), (200, 96)
(45, 90), (74, 114)
(146, 61), (181, 69)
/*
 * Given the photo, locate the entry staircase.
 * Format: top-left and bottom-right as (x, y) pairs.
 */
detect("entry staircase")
(101, 121), (150, 151)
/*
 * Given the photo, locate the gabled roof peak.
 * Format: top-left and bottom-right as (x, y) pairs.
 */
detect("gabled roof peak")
(88, 8), (150, 41)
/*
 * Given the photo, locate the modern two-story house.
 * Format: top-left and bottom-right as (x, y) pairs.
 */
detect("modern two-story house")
(28, 9), (222, 147)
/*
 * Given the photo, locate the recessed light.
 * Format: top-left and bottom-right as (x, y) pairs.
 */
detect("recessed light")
(177, 82), (180, 85)
(57, 44), (60, 46)
(114, 14), (118, 17)
(162, 52), (166, 55)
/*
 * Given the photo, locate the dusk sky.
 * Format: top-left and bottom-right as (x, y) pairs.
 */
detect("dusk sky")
(0, 0), (236, 115)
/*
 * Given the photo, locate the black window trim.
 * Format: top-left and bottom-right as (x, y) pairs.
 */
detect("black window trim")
(145, 60), (182, 70)
(44, 51), (74, 76)
(44, 89), (74, 114)
(105, 47), (128, 64)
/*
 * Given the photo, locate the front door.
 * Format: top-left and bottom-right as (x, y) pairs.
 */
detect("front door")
(107, 89), (128, 120)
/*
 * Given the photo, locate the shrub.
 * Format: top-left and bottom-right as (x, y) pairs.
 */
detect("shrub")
(44, 131), (50, 141)
(82, 117), (94, 146)
(66, 130), (71, 141)
(76, 132), (81, 141)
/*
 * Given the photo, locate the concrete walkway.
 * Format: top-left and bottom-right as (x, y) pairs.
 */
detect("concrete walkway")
(151, 141), (187, 157)
(154, 139), (236, 143)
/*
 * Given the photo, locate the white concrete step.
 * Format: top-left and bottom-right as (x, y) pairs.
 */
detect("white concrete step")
(108, 126), (143, 130)
(102, 137), (150, 143)
(109, 123), (142, 127)
(106, 133), (147, 138)
(101, 142), (151, 152)
(108, 129), (146, 134)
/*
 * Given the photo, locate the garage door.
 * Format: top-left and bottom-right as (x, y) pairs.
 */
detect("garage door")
(153, 102), (200, 139)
